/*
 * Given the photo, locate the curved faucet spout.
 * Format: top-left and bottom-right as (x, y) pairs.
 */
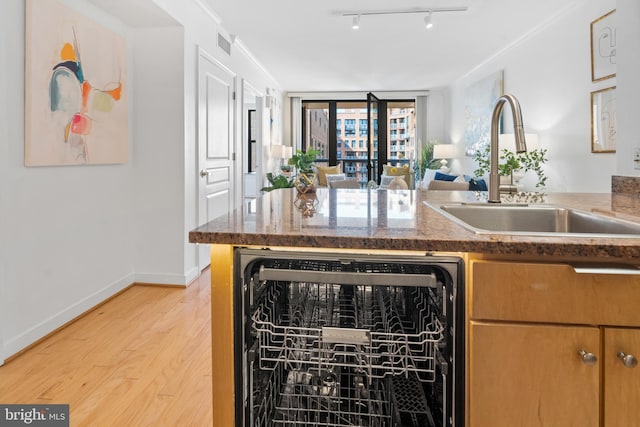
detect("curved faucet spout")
(488, 94), (527, 203)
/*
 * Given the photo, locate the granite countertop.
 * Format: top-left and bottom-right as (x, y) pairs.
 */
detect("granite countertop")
(188, 188), (640, 261)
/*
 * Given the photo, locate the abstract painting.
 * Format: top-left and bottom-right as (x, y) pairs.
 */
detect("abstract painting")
(25, 0), (128, 166)
(463, 70), (504, 157)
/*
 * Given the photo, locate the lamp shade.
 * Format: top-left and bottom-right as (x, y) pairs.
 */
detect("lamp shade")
(271, 144), (286, 159)
(433, 144), (456, 159)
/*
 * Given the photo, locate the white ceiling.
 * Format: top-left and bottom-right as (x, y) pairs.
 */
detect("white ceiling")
(204, 0), (579, 92)
(89, 0), (581, 92)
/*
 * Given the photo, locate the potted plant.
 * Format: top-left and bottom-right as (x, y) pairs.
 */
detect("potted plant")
(288, 147), (321, 193)
(288, 147), (321, 174)
(260, 172), (294, 192)
(473, 145), (548, 189)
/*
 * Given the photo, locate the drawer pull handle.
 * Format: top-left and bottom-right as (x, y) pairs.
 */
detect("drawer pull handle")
(578, 349), (598, 366)
(617, 352), (638, 369)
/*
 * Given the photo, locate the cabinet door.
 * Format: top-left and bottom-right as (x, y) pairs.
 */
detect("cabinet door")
(604, 328), (640, 427)
(469, 321), (600, 427)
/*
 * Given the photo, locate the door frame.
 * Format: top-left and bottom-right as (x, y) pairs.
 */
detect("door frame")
(196, 47), (237, 272)
(241, 79), (264, 199)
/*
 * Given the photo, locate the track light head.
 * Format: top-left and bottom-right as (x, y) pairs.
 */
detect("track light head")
(424, 12), (433, 29)
(352, 15), (360, 30)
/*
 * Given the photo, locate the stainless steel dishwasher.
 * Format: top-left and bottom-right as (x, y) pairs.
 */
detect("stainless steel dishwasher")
(234, 248), (465, 427)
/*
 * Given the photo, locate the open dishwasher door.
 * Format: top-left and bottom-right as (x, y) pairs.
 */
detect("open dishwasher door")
(235, 249), (464, 427)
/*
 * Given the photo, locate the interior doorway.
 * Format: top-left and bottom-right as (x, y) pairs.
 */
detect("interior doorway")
(242, 80), (264, 203)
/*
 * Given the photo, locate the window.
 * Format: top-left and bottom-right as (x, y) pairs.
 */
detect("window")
(359, 119), (368, 136)
(301, 99), (415, 184)
(344, 119), (356, 136)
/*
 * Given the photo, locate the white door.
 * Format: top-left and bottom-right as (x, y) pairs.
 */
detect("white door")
(197, 50), (236, 270)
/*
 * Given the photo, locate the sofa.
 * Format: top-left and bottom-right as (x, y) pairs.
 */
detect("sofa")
(421, 169), (488, 191)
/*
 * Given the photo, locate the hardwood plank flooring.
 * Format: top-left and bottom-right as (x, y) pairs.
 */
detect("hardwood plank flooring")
(0, 270), (213, 426)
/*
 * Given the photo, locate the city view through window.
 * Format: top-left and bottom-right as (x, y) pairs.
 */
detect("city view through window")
(303, 100), (416, 187)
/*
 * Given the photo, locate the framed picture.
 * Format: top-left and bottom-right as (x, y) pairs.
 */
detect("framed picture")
(463, 70), (504, 157)
(591, 86), (616, 153)
(590, 9), (616, 82)
(25, 0), (128, 166)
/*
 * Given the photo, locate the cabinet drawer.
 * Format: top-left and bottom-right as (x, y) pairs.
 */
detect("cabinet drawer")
(470, 260), (640, 326)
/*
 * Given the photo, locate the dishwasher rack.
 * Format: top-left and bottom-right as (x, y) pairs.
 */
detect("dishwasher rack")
(239, 251), (464, 427)
(251, 282), (444, 382)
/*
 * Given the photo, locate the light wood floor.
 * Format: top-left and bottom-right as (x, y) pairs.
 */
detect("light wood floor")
(0, 269), (212, 426)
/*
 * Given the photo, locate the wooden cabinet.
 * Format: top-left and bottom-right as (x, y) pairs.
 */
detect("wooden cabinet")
(603, 328), (640, 426)
(468, 260), (640, 427)
(470, 321), (600, 427)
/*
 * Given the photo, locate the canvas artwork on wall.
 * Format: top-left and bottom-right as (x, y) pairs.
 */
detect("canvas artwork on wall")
(463, 70), (504, 157)
(25, 0), (128, 166)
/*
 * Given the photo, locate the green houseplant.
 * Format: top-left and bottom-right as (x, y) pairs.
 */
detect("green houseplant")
(288, 147), (321, 193)
(413, 141), (442, 181)
(261, 172), (294, 192)
(288, 147), (321, 174)
(473, 145), (548, 189)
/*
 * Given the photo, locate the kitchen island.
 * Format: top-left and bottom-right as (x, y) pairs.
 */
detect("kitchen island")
(189, 188), (640, 427)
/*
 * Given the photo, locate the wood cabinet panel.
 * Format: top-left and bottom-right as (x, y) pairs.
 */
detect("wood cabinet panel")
(469, 321), (600, 427)
(604, 328), (640, 427)
(470, 260), (640, 326)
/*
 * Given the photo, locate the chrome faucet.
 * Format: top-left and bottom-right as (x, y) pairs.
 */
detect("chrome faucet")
(488, 94), (527, 203)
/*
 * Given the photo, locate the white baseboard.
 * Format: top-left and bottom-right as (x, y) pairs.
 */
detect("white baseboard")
(135, 268), (199, 286)
(3, 272), (135, 359)
(2, 268), (203, 360)
(184, 266), (200, 286)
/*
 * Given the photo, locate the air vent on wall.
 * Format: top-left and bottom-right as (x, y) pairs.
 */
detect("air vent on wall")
(217, 33), (231, 55)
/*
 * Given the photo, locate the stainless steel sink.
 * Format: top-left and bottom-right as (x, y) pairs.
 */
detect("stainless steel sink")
(432, 203), (640, 237)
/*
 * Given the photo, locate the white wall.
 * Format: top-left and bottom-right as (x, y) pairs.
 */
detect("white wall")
(450, 0), (618, 192)
(617, 1), (640, 177)
(1, 0), (136, 360)
(0, 4), (9, 363)
(132, 26), (192, 284)
(151, 0), (281, 275)
(0, 0), (280, 362)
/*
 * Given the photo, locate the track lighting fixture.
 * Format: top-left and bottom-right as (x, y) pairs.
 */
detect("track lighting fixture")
(343, 7), (467, 29)
(424, 11), (433, 29)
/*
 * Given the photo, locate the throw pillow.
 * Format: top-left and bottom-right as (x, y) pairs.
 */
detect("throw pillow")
(326, 173), (347, 184)
(434, 171), (458, 182)
(383, 164), (411, 177)
(421, 169), (437, 188)
(469, 178), (488, 191)
(316, 165), (341, 186)
(380, 175), (405, 188)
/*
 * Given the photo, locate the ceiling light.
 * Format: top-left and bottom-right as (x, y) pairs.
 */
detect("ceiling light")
(424, 12), (433, 29)
(342, 7), (467, 29)
(352, 15), (360, 30)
